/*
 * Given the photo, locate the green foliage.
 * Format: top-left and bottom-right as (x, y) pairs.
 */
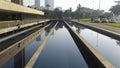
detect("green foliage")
(63, 10), (71, 17)
(43, 4), (105, 19)
(110, 5), (120, 16)
(53, 8), (63, 19)
(43, 8), (63, 19)
(102, 12), (113, 19)
(43, 10), (53, 19)
(80, 18), (91, 22)
(100, 23), (120, 28)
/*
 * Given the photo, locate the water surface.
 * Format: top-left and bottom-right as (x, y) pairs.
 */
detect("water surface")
(68, 22), (120, 68)
(34, 22), (88, 68)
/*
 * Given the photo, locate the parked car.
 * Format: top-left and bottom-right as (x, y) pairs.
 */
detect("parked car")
(109, 18), (117, 23)
(93, 17), (100, 23)
(101, 18), (108, 23)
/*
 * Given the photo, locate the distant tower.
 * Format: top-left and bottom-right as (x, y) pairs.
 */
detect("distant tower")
(45, 0), (54, 10)
(11, 0), (23, 5)
(35, 0), (40, 9)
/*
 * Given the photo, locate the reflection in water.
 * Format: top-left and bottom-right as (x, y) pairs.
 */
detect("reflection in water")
(116, 41), (120, 46)
(34, 22), (88, 68)
(36, 35), (41, 42)
(3, 21), (120, 68)
(45, 23), (56, 36)
(2, 58), (14, 68)
(69, 21), (120, 68)
(3, 49), (25, 68)
(14, 49), (25, 68)
(51, 30), (54, 35)
(96, 33), (99, 47)
(3, 23), (52, 68)
(55, 21), (64, 30)
(67, 22), (85, 33)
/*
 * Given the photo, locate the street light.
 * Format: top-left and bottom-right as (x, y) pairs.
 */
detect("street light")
(99, 0), (101, 10)
(98, 0), (101, 16)
(93, 0), (94, 9)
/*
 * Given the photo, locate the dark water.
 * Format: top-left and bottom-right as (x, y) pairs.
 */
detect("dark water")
(2, 32), (46, 68)
(25, 32), (46, 63)
(2, 23), (54, 68)
(2, 58), (14, 68)
(3, 21), (120, 68)
(68, 22), (120, 68)
(33, 23), (88, 68)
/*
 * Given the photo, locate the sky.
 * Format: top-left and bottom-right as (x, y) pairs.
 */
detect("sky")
(24, 0), (118, 12)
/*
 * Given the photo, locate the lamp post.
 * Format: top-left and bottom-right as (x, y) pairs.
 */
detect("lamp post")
(93, 0), (95, 9)
(96, 0), (101, 47)
(99, 0), (101, 10)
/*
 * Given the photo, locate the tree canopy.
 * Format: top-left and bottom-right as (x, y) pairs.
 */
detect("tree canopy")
(43, 4), (105, 19)
(109, 5), (120, 16)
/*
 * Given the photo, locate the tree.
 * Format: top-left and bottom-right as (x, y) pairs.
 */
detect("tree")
(77, 4), (81, 11)
(109, 5), (120, 16)
(63, 10), (71, 17)
(43, 9), (53, 19)
(103, 12), (113, 19)
(76, 4), (81, 18)
(53, 8), (63, 19)
(69, 7), (72, 17)
(46, 4), (50, 10)
(91, 10), (104, 17)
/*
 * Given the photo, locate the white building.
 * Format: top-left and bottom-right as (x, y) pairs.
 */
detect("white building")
(111, 15), (120, 23)
(45, 0), (54, 10)
(35, 0), (45, 9)
(35, 0), (40, 9)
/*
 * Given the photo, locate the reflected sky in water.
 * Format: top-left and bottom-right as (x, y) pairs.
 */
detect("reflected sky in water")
(69, 22), (120, 68)
(34, 22), (88, 68)
(25, 32), (46, 63)
(2, 23), (54, 68)
(3, 21), (120, 68)
(2, 58), (14, 68)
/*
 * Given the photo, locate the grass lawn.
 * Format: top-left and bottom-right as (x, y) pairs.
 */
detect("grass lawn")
(99, 23), (120, 28)
(76, 18), (120, 28)
(80, 18), (91, 22)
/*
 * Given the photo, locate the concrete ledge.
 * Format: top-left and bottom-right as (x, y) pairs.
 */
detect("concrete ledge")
(0, 0), (44, 15)
(25, 22), (58, 68)
(72, 21), (120, 41)
(0, 20), (50, 34)
(0, 24), (50, 67)
(64, 21), (115, 68)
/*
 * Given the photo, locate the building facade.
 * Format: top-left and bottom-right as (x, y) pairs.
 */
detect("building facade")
(35, 0), (45, 9)
(45, 0), (54, 10)
(4, 0), (11, 2)
(35, 0), (40, 9)
(11, 0), (23, 5)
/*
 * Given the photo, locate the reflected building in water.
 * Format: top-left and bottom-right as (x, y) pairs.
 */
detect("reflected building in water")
(116, 41), (120, 46)
(55, 22), (64, 31)
(45, 23), (55, 36)
(3, 49), (25, 68)
(67, 21), (85, 33)
(36, 35), (41, 42)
